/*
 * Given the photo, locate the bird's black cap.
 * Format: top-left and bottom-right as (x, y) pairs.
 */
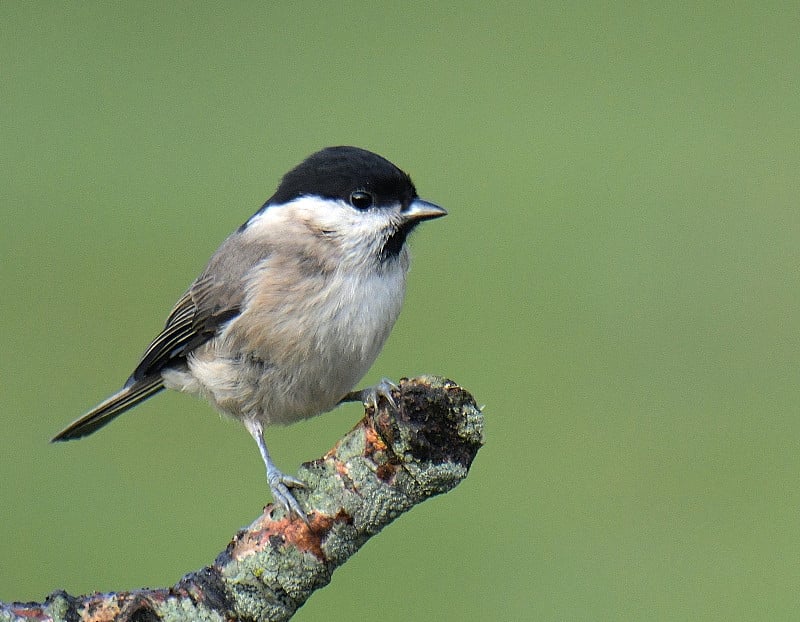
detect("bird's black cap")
(266, 146), (419, 208)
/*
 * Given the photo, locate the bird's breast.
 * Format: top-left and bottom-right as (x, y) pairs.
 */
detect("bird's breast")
(185, 258), (408, 425)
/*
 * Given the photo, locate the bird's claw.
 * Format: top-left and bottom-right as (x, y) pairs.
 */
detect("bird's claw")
(340, 377), (398, 411)
(267, 468), (308, 524)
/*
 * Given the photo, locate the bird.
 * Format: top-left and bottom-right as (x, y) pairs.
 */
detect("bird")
(52, 146), (447, 521)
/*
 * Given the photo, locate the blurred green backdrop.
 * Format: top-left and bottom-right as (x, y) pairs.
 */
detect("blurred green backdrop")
(3, 2), (800, 620)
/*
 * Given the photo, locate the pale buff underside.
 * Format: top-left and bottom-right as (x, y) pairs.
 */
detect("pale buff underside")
(162, 196), (410, 426)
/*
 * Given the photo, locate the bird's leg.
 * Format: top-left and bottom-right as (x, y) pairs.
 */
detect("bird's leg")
(339, 377), (398, 411)
(243, 418), (308, 523)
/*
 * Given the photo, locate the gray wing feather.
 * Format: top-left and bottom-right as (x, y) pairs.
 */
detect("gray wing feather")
(52, 229), (271, 442)
(129, 230), (271, 382)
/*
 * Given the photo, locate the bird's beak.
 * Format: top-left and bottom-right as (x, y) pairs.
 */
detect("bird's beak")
(403, 198), (448, 222)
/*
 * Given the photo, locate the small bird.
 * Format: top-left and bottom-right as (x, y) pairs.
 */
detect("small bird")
(52, 146), (446, 521)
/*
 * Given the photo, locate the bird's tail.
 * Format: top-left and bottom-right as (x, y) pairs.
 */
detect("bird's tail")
(51, 376), (164, 442)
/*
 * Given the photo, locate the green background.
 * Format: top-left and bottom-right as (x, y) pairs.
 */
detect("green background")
(3, 3), (800, 620)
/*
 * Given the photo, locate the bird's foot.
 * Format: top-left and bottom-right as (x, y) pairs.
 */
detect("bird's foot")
(267, 464), (308, 524)
(340, 377), (398, 411)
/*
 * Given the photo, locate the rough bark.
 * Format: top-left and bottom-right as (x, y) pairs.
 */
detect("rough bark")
(1, 376), (484, 622)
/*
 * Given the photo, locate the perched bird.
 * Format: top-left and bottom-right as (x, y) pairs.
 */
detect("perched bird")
(52, 146), (447, 520)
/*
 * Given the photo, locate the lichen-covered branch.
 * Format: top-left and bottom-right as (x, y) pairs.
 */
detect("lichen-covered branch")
(1, 376), (484, 622)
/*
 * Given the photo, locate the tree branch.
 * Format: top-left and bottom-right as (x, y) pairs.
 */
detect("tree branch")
(1, 376), (484, 622)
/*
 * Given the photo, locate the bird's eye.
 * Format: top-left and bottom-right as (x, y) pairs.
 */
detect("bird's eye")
(349, 190), (374, 210)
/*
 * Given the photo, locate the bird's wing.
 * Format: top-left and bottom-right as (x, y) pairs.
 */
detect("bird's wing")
(128, 227), (276, 382)
(127, 272), (243, 384)
(52, 231), (271, 442)
(50, 276), (242, 443)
